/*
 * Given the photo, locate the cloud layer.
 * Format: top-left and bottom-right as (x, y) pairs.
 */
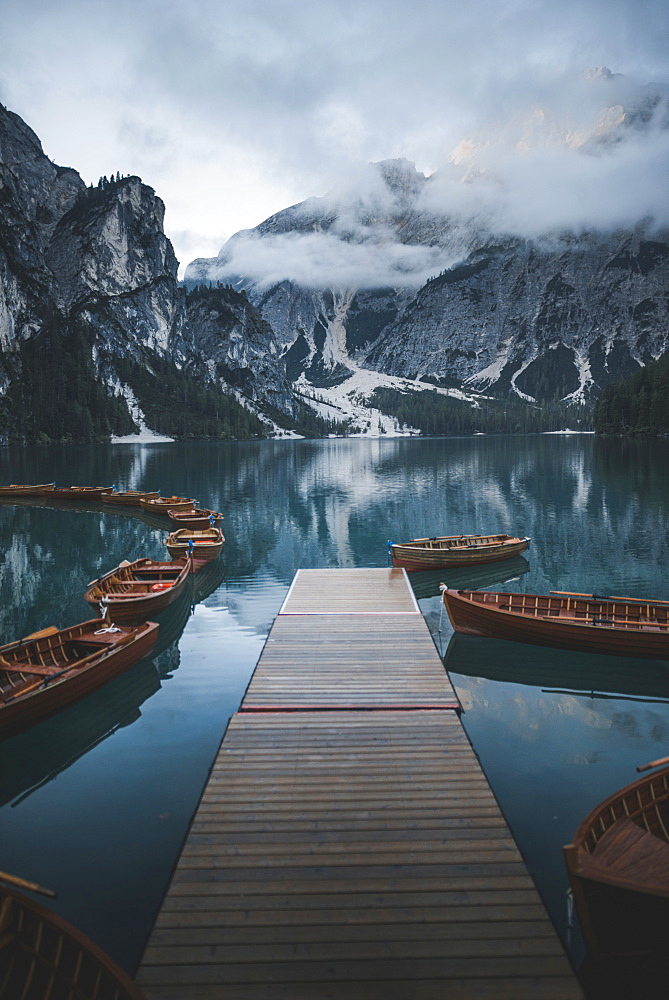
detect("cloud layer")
(2, 0), (669, 274)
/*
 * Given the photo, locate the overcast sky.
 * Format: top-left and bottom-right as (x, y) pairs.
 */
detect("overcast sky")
(3, 0), (669, 277)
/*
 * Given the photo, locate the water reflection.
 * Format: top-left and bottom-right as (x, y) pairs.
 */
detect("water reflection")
(0, 658), (161, 809)
(443, 632), (669, 701)
(408, 554), (530, 600)
(0, 435), (669, 983)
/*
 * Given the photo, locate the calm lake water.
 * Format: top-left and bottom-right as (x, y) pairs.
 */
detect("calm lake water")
(0, 434), (668, 985)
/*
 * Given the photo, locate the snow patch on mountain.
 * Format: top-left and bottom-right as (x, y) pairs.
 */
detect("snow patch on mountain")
(295, 367), (482, 437)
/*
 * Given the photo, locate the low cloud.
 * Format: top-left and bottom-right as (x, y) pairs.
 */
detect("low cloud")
(198, 229), (455, 290)
(4, 0), (669, 284)
(193, 71), (669, 289)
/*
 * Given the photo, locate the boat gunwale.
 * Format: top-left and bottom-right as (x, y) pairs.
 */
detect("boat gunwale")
(1, 885), (148, 999)
(444, 589), (669, 631)
(83, 558), (192, 613)
(391, 535), (530, 571)
(566, 766), (669, 900)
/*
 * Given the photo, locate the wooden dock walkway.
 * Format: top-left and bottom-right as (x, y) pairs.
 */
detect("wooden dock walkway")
(137, 568), (582, 999)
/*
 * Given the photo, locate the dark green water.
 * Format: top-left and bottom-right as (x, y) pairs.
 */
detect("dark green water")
(0, 435), (668, 980)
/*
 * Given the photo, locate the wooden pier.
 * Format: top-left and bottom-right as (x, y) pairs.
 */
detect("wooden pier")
(137, 568), (582, 999)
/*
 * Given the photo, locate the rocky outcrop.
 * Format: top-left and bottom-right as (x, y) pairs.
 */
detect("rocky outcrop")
(365, 228), (669, 401)
(181, 285), (294, 416)
(0, 102), (297, 443)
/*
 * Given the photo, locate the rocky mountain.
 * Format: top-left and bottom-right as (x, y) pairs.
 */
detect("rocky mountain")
(186, 71), (669, 414)
(0, 102), (299, 445)
(3, 68), (668, 445)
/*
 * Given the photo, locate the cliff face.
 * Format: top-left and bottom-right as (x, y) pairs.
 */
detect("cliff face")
(365, 228), (669, 402)
(186, 71), (669, 409)
(0, 103), (295, 443)
(187, 159), (669, 406)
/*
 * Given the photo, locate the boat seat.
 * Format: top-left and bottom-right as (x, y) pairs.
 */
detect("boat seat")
(593, 816), (669, 883)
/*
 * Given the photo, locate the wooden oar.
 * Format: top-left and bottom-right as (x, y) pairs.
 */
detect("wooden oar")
(637, 755), (669, 773)
(0, 625), (59, 655)
(551, 591), (669, 607)
(0, 869), (57, 898)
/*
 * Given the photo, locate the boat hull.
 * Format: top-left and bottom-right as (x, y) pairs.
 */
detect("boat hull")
(84, 558), (192, 624)
(101, 490), (160, 506)
(168, 508), (223, 531)
(139, 496), (196, 515)
(442, 589), (669, 658)
(49, 486), (113, 501)
(564, 767), (669, 958)
(0, 484), (55, 497)
(165, 528), (224, 566)
(0, 620), (159, 739)
(392, 536), (529, 571)
(1, 886), (147, 999)
(166, 540), (224, 564)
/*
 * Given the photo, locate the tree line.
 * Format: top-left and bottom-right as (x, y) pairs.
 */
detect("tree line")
(369, 387), (592, 435)
(594, 351), (669, 436)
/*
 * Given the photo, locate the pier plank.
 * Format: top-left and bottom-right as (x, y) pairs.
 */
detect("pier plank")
(137, 569), (582, 999)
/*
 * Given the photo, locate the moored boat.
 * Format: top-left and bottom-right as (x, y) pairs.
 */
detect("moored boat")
(139, 495), (196, 515)
(0, 619), (158, 739)
(0, 484), (55, 497)
(101, 489), (160, 506)
(83, 557), (193, 623)
(167, 507), (223, 530)
(564, 764), (669, 958)
(390, 533), (530, 571)
(0, 880), (147, 999)
(441, 588), (669, 658)
(49, 485), (113, 500)
(165, 527), (224, 564)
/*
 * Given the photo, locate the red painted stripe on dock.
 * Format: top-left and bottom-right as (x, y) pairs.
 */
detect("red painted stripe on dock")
(239, 703), (463, 713)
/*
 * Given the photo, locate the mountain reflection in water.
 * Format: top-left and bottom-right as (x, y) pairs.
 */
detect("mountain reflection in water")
(0, 434), (668, 984)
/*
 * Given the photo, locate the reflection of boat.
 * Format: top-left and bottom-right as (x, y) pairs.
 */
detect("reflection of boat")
(0, 483), (55, 497)
(0, 657), (161, 809)
(165, 527), (224, 564)
(442, 632), (669, 700)
(168, 507), (223, 531)
(0, 883), (147, 999)
(139, 495), (196, 515)
(409, 555), (530, 600)
(442, 589), (669, 659)
(192, 555), (225, 604)
(0, 620), (158, 739)
(564, 766), (669, 959)
(83, 558), (193, 623)
(49, 486), (114, 500)
(390, 533), (530, 571)
(101, 490), (159, 506)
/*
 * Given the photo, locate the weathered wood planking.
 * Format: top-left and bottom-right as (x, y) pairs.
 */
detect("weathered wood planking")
(242, 613), (458, 708)
(137, 568), (581, 999)
(279, 567), (420, 615)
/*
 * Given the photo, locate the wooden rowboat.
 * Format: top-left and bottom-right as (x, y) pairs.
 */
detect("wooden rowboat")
(101, 490), (159, 506)
(83, 558), (193, 624)
(0, 619), (158, 739)
(564, 764), (669, 958)
(165, 527), (224, 564)
(139, 495), (196, 514)
(49, 485), (114, 501)
(0, 881), (147, 999)
(441, 588), (669, 659)
(0, 484), (55, 497)
(390, 533), (530, 571)
(167, 507), (223, 531)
